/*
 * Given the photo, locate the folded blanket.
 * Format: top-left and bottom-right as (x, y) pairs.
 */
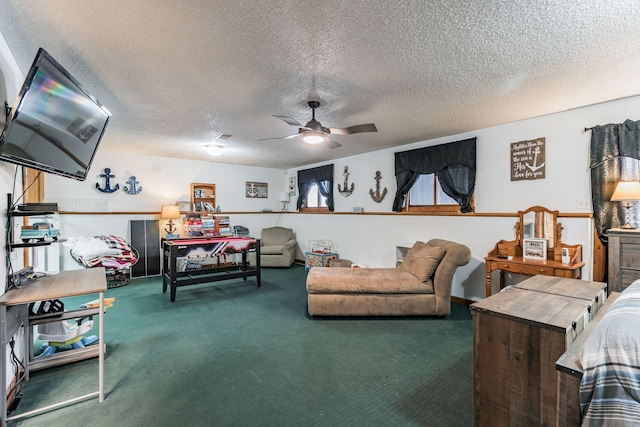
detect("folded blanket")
(66, 235), (138, 269)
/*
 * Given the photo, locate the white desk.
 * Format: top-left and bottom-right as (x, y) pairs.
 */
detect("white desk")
(0, 268), (106, 425)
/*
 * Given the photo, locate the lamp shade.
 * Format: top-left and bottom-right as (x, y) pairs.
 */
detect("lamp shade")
(611, 181), (640, 201)
(279, 192), (290, 202)
(161, 205), (181, 219)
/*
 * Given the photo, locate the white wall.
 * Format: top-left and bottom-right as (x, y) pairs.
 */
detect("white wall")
(5, 95), (639, 300)
(44, 150), (287, 214)
(40, 95), (640, 300)
(47, 94), (640, 301)
(42, 150), (287, 269)
(282, 95), (640, 300)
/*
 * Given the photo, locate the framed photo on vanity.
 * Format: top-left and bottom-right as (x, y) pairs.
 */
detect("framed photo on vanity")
(523, 238), (547, 260)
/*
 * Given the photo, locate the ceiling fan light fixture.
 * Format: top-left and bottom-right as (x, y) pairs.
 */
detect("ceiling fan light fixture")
(261, 99), (376, 147)
(206, 144), (224, 156)
(303, 132), (325, 144)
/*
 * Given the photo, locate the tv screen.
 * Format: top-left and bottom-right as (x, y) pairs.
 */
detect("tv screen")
(0, 48), (111, 181)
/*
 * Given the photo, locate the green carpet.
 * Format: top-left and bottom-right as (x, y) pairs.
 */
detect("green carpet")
(10, 265), (473, 426)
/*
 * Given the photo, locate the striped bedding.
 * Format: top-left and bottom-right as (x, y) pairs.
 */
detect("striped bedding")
(579, 280), (640, 426)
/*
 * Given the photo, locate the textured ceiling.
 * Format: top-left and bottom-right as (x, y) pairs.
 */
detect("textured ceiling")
(1, 1), (639, 169)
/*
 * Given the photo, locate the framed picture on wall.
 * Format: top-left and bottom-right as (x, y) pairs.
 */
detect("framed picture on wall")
(246, 181), (268, 198)
(523, 238), (547, 260)
(289, 176), (296, 196)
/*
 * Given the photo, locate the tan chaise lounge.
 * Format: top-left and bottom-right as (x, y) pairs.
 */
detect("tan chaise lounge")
(306, 239), (471, 316)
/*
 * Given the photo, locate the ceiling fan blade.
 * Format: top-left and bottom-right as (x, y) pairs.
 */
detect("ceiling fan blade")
(325, 139), (342, 149)
(273, 115), (304, 127)
(257, 134), (300, 141)
(329, 123), (378, 135)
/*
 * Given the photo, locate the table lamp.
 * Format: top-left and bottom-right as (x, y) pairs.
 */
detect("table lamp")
(161, 205), (181, 237)
(279, 192), (290, 212)
(610, 181), (640, 229)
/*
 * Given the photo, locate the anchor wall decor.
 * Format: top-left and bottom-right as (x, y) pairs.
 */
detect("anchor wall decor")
(369, 170), (387, 203)
(337, 166), (354, 197)
(245, 181), (268, 198)
(95, 168), (120, 193)
(123, 176), (142, 195)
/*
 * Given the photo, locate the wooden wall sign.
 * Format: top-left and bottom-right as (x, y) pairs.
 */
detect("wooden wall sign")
(511, 137), (546, 181)
(245, 181), (268, 198)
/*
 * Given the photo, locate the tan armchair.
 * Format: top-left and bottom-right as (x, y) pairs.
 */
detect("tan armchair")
(250, 226), (296, 267)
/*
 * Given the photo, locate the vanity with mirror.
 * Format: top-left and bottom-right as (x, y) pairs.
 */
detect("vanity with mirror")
(484, 206), (585, 297)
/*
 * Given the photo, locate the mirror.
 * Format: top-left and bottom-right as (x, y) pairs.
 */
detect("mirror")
(518, 205), (559, 250)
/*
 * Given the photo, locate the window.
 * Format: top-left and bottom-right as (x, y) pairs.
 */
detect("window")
(296, 164), (334, 212)
(407, 173), (470, 213)
(302, 184), (328, 211)
(392, 138), (476, 213)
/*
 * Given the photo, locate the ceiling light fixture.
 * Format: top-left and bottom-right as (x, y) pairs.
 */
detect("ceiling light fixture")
(206, 144), (223, 156)
(302, 131), (325, 144)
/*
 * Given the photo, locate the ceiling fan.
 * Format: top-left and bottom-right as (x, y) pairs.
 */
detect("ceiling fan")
(259, 100), (377, 149)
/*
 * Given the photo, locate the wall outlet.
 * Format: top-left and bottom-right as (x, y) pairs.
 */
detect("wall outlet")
(576, 199), (590, 210)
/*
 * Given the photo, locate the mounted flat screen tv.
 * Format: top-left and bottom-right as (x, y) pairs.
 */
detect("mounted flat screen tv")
(0, 48), (111, 181)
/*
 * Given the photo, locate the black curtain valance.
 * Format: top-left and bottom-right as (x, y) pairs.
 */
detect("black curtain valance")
(296, 164), (334, 211)
(392, 137), (477, 212)
(297, 164), (334, 184)
(589, 119), (640, 169)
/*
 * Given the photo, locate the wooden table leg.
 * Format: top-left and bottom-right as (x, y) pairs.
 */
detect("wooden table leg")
(485, 264), (492, 298)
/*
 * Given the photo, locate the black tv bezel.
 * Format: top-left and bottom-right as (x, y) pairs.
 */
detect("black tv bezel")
(0, 47), (111, 181)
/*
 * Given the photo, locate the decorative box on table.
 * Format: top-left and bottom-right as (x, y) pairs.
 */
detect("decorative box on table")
(305, 252), (339, 270)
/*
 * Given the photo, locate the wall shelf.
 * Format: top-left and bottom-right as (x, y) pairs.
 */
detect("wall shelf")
(190, 183), (216, 212)
(9, 241), (57, 249)
(6, 194), (60, 251)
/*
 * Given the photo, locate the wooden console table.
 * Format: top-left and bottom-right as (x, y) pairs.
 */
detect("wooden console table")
(0, 268), (106, 425)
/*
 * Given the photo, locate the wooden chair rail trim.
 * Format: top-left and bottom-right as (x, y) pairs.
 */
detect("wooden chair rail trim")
(59, 211), (593, 218)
